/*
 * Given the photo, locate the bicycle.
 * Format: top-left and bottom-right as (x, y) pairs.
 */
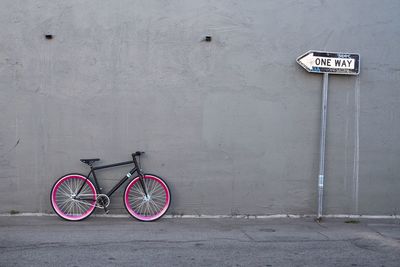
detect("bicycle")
(50, 151), (171, 222)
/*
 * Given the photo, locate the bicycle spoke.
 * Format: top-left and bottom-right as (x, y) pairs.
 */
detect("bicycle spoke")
(148, 200), (158, 214)
(66, 200), (73, 215)
(151, 186), (164, 195)
(74, 200), (86, 213)
(136, 201), (146, 214)
(63, 181), (72, 195)
(58, 186), (71, 197)
(58, 199), (71, 211)
(144, 203), (150, 216)
(132, 184), (145, 196)
(75, 199), (95, 208)
(80, 186), (90, 195)
(150, 198), (162, 210)
(143, 202), (149, 215)
(129, 198), (142, 207)
(71, 179), (76, 194)
(150, 179), (160, 195)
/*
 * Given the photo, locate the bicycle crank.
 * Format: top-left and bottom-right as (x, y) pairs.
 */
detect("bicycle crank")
(96, 194), (110, 209)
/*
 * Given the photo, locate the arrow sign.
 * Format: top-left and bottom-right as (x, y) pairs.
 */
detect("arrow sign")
(297, 51), (360, 75)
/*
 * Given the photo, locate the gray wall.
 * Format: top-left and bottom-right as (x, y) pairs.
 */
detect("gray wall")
(1, 0), (399, 216)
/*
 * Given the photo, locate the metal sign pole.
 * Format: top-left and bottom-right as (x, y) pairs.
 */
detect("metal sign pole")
(317, 73), (329, 220)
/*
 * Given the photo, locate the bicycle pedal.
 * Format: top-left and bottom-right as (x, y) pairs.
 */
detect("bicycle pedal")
(104, 209), (110, 214)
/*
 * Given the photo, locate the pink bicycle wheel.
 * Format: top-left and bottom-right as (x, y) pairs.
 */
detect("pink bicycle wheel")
(50, 174), (97, 221)
(124, 174), (171, 221)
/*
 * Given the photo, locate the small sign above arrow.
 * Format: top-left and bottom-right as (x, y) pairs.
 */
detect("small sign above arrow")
(297, 51), (360, 75)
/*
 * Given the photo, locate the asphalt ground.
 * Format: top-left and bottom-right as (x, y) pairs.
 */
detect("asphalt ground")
(0, 216), (399, 267)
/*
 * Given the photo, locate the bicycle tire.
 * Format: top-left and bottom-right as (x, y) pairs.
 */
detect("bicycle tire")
(124, 174), (171, 222)
(50, 173), (97, 221)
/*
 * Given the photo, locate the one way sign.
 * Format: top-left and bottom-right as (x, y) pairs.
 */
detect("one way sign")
(297, 51), (360, 75)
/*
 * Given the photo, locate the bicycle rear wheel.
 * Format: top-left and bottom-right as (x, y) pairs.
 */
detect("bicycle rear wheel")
(124, 174), (171, 222)
(50, 174), (97, 221)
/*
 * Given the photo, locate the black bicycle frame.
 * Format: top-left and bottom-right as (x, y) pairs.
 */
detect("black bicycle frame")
(90, 160), (136, 196)
(76, 155), (147, 199)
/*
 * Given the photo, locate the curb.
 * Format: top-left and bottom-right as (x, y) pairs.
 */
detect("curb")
(0, 213), (399, 219)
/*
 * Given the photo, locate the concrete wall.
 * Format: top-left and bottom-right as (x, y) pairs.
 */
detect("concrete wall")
(1, 0), (399, 216)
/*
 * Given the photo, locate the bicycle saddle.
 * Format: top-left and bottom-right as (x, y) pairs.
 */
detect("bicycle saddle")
(80, 158), (100, 165)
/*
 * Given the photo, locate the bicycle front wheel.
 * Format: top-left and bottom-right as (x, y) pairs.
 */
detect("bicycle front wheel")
(124, 174), (171, 222)
(50, 174), (97, 221)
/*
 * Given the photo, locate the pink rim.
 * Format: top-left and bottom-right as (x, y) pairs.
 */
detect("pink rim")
(124, 175), (170, 221)
(51, 175), (97, 221)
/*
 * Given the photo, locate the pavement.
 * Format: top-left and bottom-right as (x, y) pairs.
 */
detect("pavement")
(0, 216), (399, 267)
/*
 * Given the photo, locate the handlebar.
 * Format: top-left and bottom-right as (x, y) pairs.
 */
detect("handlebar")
(132, 151), (145, 157)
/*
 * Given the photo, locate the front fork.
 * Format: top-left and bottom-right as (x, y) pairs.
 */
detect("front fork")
(133, 155), (149, 197)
